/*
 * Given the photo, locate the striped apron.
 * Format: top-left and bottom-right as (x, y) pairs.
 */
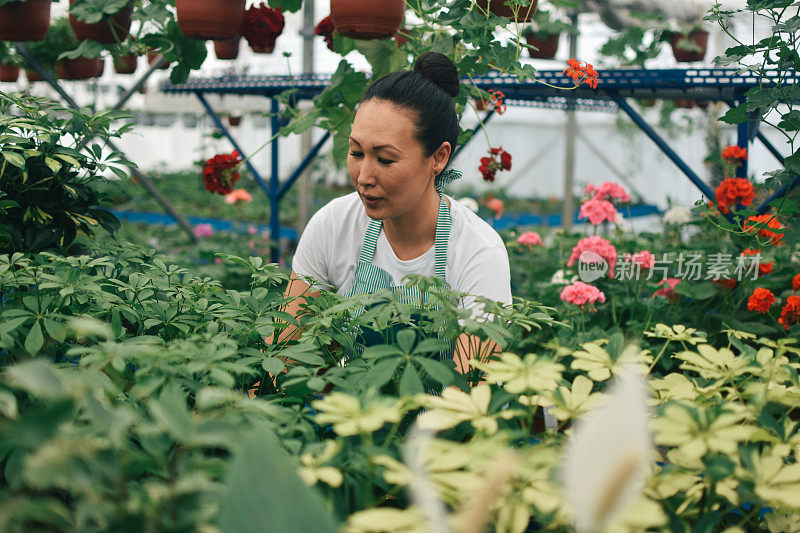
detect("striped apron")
(344, 170), (462, 360)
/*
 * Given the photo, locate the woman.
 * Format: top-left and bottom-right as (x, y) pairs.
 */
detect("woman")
(285, 52), (511, 371)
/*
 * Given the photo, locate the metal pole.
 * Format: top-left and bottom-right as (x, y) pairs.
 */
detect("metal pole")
(612, 96), (716, 200)
(13, 43), (197, 242)
(561, 11), (579, 231)
(756, 131), (785, 166)
(270, 98), (281, 264)
(278, 132), (332, 200)
(296, 0), (316, 235)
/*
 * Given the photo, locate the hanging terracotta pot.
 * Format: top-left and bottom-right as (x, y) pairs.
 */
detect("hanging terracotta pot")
(673, 99), (695, 109)
(525, 32), (559, 59)
(0, 65), (20, 83)
(214, 37), (241, 60)
(330, 0), (405, 40)
(227, 115), (242, 127)
(638, 98), (656, 107)
(250, 43), (275, 54)
(176, 0), (245, 40)
(113, 54), (138, 74)
(475, 0), (537, 22)
(0, 0), (51, 42)
(69, 0), (132, 43)
(58, 57), (105, 80)
(669, 30), (708, 63)
(147, 53), (170, 70)
(25, 69), (44, 82)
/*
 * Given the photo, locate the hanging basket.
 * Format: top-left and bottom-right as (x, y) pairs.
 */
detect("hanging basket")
(113, 54), (138, 74)
(147, 53), (170, 70)
(214, 37), (241, 60)
(176, 0), (245, 40)
(69, 0), (132, 43)
(525, 32), (559, 59)
(0, 0), (51, 42)
(58, 57), (105, 80)
(475, 0), (537, 22)
(669, 30), (708, 63)
(0, 65), (20, 83)
(25, 69), (44, 82)
(330, 0), (405, 40)
(228, 115), (242, 127)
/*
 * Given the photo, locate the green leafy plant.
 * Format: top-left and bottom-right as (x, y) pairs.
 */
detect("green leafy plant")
(0, 92), (133, 253)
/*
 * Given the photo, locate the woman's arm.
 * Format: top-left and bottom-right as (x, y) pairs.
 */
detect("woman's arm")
(453, 332), (499, 375)
(267, 270), (321, 345)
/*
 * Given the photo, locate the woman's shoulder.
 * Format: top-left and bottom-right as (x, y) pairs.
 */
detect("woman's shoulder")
(447, 196), (507, 252)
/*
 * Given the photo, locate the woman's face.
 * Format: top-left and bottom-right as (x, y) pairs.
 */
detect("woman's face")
(348, 98), (449, 220)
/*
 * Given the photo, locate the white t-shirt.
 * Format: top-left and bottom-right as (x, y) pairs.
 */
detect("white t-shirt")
(291, 192), (512, 315)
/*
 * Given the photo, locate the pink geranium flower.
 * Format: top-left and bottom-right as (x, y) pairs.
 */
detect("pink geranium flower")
(560, 281), (606, 307)
(585, 181), (631, 203)
(566, 235), (617, 278)
(629, 250), (655, 269)
(225, 188), (253, 204)
(578, 197), (619, 225)
(516, 231), (543, 247)
(193, 223), (214, 238)
(487, 197), (504, 217)
(653, 278), (681, 302)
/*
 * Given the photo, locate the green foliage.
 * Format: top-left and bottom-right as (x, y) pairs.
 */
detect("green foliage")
(0, 92), (133, 254)
(25, 18), (79, 72)
(69, 0), (131, 24)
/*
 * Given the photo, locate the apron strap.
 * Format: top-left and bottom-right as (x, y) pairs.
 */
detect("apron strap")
(357, 193), (450, 282)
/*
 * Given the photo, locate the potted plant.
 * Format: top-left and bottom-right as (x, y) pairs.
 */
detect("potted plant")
(68, 0), (132, 43)
(475, 0), (537, 22)
(0, 42), (21, 83)
(176, 0), (245, 40)
(147, 51), (170, 70)
(330, 0), (405, 39)
(214, 37), (241, 60)
(522, 8), (575, 59)
(112, 51), (138, 74)
(668, 23), (709, 62)
(242, 3), (285, 53)
(45, 18), (106, 80)
(227, 114), (242, 127)
(24, 17), (76, 80)
(0, 0), (51, 42)
(0, 91), (130, 253)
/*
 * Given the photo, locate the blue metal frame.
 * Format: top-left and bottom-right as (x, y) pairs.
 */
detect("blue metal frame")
(163, 68), (800, 252)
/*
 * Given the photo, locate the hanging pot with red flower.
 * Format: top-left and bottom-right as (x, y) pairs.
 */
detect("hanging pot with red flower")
(0, 0), (51, 42)
(68, 0), (132, 43)
(176, 0), (245, 41)
(242, 3), (285, 53)
(215, 37), (241, 60)
(475, 0), (538, 22)
(330, 0), (405, 40)
(524, 31), (559, 59)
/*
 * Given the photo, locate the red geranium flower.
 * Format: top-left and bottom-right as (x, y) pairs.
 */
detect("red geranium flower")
(203, 151), (241, 195)
(741, 248), (773, 277)
(315, 15), (335, 52)
(779, 295), (800, 330)
(722, 145), (748, 162)
(242, 3), (285, 53)
(744, 214), (783, 246)
(563, 58), (598, 89)
(714, 177), (754, 214)
(488, 89), (506, 115)
(479, 147), (512, 182)
(713, 278), (737, 290)
(747, 287), (775, 313)
(793, 273), (800, 291)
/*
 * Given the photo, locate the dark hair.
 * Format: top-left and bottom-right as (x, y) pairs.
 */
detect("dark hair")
(360, 52), (460, 170)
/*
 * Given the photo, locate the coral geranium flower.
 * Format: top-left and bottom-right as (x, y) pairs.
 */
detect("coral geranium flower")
(779, 295), (800, 330)
(747, 287), (775, 313)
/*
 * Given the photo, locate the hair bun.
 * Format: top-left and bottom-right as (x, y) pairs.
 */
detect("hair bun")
(413, 52), (460, 98)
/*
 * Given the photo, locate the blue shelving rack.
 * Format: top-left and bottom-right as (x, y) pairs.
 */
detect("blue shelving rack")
(163, 68), (798, 261)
